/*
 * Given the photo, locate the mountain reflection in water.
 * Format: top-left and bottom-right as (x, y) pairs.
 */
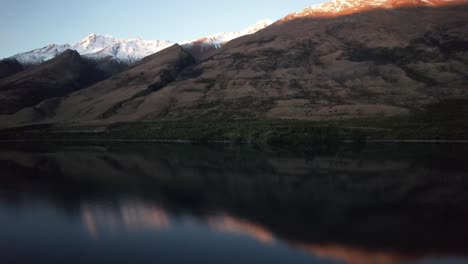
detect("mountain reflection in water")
(0, 142), (467, 264)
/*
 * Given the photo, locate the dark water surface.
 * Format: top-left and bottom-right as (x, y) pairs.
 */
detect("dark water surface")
(0, 142), (467, 264)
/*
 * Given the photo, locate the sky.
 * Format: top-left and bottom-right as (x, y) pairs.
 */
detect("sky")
(0, 0), (326, 59)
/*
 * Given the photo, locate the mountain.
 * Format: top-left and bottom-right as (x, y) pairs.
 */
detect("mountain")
(2, 44), (193, 125)
(10, 44), (72, 66)
(182, 20), (273, 61)
(45, 0), (463, 122)
(49, 44), (194, 123)
(0, 20), (272, 125)
(1, 0), (468, 130)
(0, 50), (113, 114)
(11, 35), (174, 66)
(74, 34), (175, 64)
(183, 19), (273, 49)
(8, 20), (272, 66)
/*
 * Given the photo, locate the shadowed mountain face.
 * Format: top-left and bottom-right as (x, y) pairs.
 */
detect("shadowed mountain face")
(1, 1), (468, 127)
(0, 50), (119, 115)
(183, 40), (220, 62)
(0, 59), (23, 79)
(0, 143), (467, 263)
(0, 45), (195, 127)
(45, 44), (195, 123)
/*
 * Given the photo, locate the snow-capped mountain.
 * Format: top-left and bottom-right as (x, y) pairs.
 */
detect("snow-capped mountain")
(182, 19), (273, 49)
(180, 19), (273, 61)
(12, 44), (72, 65)
(11, 35), (174, 65)
(287, 0), (461, 18)
(73, 34), (174, 63)
(9, 20), (273, 66)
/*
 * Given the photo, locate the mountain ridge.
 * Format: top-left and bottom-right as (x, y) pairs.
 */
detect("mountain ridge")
(285, 0), (464, 19)
(8, 20), (272, 66)
(10, 35), (174, 65)
(0, 50), (115, 115)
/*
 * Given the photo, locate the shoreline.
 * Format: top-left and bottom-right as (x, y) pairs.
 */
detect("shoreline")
(1, 139), (468, 144)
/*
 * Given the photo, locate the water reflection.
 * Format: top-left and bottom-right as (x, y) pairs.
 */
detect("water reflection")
(0, 142), (467, 264)
(207, 214), (276, 244)
(81, 201), (170, 239)
(298, 244), (416, 264)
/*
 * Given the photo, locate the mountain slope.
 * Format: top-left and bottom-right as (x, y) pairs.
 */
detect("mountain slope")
(0, 58), (23, 79)
(1, 0), (468, 128)
(41, 44), (195, 123)
(58, 0), (465, 122)
(0, 50), (111, 114)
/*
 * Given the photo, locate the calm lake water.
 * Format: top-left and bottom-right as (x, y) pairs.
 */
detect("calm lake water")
(0, 142), (467, 264)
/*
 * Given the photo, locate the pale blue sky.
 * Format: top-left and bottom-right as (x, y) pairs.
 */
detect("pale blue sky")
(0, 0), (325, 59)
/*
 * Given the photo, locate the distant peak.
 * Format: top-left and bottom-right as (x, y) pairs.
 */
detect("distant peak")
(181, 19), (273, 47)
(253, 19), (274, 26)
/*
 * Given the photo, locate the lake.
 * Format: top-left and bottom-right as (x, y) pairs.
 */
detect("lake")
(0, 142), (467, 264)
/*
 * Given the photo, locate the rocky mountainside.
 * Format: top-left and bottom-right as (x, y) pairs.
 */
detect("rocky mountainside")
(0, 50), (114, 115)
(2, 44), (193, 125)
(153, 0), (466, 121)
(49, 44), (194, 123)
(1, 0), (468, 128)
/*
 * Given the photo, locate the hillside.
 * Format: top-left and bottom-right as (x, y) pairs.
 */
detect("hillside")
(0, 58), (23, 79)
(0, 50), (114, 114)
(37, 1), (468, 122)
(0, 0), (467, 141)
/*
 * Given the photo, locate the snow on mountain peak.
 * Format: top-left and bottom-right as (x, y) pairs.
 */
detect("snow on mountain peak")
(182, 19), (273, 49)
(71, 34), (175, 63)
(11, 34), (175, 65)
(241, 19), (274, 35)
(11, 44), (72, 65)
(297, 0), (388, 15)
(10, 19), (273, 65)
